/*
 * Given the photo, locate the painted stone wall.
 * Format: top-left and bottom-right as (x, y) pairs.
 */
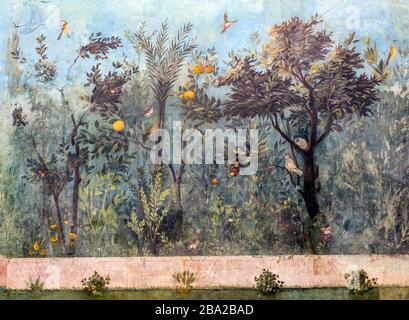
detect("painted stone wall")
(1, 255), (409, 290)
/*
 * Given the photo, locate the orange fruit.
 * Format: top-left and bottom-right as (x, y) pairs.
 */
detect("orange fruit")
(211, 178), (219, 186)
(181, 90), (195, 101)
(204, 65), (215, 73)
(112, 119), (125, 132)
(192, 65), (204, 74)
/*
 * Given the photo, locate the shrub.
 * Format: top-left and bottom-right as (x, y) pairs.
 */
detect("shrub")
(255, 269), (284, 294)
(345, 268), (378, 294)
(81, 271), (111, 296)
(25, 275), (44, 292)
(173, 270), (195, 291)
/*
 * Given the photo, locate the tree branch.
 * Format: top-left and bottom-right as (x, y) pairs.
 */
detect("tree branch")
(316, 114), (333, 144)
(271, 114), (305, 154)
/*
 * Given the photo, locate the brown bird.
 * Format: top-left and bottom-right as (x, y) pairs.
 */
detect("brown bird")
(142, 122), (159, 142)
(220, 12), (238, 33)
(186, 229), (203, 253)
(57, 20), (69, 40)
(284, 155), (303, 176)
(143, 105), (154, 117)
(217, 57), (245, 86)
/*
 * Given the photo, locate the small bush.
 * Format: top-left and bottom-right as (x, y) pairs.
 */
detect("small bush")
(173, 270), (195, 291)
(345, 269), (377, 294)
(81, 271), (111, 296)
(25, 275), (44, 292)
(255, 269), (284, 295)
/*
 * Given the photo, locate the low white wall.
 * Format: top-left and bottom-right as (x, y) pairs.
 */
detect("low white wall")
(1, 255), (409, 289)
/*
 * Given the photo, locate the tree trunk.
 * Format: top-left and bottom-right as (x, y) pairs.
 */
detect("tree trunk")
(174, 161), (184, 230)
(300, 150), (320, 254)
(41, 181), (53, 256)
(68, 157), (80, 255)
(302, 151), (320, 220)
(151, 235), (159, 256)
(158, 100), (166, 129)
(53, 192), (66, 253)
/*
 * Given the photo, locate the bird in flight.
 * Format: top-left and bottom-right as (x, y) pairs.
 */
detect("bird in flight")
(58, 20), (69, 40)
(220, 12), (238, 33)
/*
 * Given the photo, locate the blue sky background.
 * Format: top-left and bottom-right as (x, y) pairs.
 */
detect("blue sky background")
(0, 0), (408, 91)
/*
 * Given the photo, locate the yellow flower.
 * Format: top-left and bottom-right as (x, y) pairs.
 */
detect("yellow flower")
(39, 248), (46, 257)
(112, 120), (125, 132)
(28, 249), (34, 257)
(50, 235), (59, 243)
(180, 90), (195, 101)
(33, 241), (40, 251)
(50, 224), (58, 231)
(69, 232), (77, 241)
(204, 65), (215, 73)
(192, 65), (204, 75)
(283, 197), (291, 209)
(64, 220), (69, 225)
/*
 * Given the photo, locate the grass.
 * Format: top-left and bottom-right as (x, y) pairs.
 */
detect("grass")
(0, 287), (408, 300)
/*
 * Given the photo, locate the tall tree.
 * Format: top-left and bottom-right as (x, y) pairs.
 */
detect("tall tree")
(223, 15), (381, 251)
(132, 20), (196, 233)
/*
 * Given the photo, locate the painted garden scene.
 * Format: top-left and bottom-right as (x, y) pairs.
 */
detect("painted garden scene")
(0, 0), (409, 301)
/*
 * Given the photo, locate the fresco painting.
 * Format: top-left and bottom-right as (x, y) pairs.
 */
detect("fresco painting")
(0, 0), (409, 301)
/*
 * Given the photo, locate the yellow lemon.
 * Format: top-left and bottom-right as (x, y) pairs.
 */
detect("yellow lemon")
(192, 65), (204, 74)
(181, 90), (195, 101)
(204, 65), (215, 73)
(112, 119), (125, 132)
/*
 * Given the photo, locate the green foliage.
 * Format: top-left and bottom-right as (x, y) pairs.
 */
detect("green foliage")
(255, 269), (284, 295)
(128, 168), (170, 255)
(133, 20), (196, 102)
(345, 269), (378, 294)
(81, 271), (111, 296)
(174, 270), (195, 290)
(25, 275), (44, 292)
(1, 13), (408, 258)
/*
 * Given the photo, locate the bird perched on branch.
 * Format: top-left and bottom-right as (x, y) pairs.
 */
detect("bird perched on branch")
(186, 229), (203, 253)
(285, 155), (303, 176)
(220, 12), (238, 33)
(58, 20), (69, 40)
(217, 57), (245, 86)
(295, 136), (309, 151)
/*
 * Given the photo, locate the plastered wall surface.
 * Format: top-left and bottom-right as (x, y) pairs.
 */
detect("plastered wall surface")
(1, 255), (408, 290)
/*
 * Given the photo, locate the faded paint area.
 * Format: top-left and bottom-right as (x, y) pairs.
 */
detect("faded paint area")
(0, 256), (7, 287)
(1, 255), (409, 290)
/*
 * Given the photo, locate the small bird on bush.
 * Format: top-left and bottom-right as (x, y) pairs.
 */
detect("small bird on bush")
(186, 229), (203, 253)
(143, 105), (154, 117)
(217, 57), (245, 86)
(284, 155), (302, 176)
